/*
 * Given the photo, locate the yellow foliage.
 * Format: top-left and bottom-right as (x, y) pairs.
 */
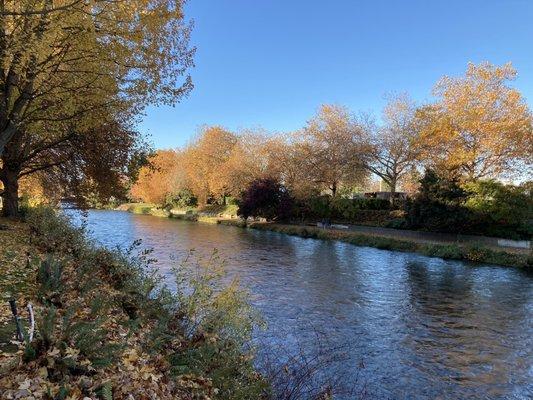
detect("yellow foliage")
(131, 150), (184, 204)
(416, 62), (533, 180)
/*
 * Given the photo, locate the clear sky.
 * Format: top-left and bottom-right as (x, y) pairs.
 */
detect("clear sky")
(139, 0), (533, 149)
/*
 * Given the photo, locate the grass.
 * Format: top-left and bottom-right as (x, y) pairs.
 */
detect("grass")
(117, 202), (156, 214)
(121, 202), (241, 221)
(0, 208), (268, 399)
(246, 222), (532, 268)
(198, 204), (239, 217)
(117, 204), (531, 268)
(0, 218), (38, 355)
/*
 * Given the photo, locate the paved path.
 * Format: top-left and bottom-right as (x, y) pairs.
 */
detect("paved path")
(314, 223), (531, 254)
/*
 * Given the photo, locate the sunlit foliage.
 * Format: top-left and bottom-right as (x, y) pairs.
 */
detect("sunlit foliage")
(0, 0), (194, 215)
(131, 149), (185, 205)
(416, 62), (533, 180)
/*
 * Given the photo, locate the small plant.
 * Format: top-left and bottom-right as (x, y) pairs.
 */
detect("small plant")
(169, 250), (267, 399)
(465, 245), (486, 263)
(37, 257), (64, 303)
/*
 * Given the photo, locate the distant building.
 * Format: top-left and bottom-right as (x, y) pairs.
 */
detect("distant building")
(364, 191), (407, 201)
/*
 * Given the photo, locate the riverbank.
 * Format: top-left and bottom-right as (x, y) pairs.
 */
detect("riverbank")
(118, 204), (531, 268)
(221, 220), (532, 268)
(116, 202), (239, 221)
(0, 208), (267, 399)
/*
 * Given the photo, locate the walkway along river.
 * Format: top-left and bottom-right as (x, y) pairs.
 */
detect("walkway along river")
(68, 209), (533, 399)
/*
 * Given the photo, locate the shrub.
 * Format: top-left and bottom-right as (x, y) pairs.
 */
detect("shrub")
(238, 178), (293, 221)
(405, 171), (533, 238)
(169, 250), (267, 398)
(37, 257), (64, 305)
(294, 195), (390, 223)
(164, 189), (198, 210)
(128, 203), (154, 214)
(405, 169), (475, 233)
(25, 206), (87, 254)
(463, 180), (532, 239)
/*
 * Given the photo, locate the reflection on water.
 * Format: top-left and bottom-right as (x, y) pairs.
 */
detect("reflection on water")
(69, 210), (533, 399)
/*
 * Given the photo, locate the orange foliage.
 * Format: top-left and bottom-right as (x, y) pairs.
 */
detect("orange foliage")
(182, 126), (238, 204)
(130, 150), (183, 204)
(416, 62), (533, 180)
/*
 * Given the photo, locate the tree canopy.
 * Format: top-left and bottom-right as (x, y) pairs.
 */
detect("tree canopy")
(0, 0), (194, 216)
(416, 62), (532, 180)
(297, 104), (369, 196)
(362, 94), (420, 195)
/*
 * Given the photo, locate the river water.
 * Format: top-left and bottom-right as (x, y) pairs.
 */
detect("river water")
(69, 210), (533, 399)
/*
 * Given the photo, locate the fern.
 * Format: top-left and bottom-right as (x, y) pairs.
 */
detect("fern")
(96, 381), (113, 400)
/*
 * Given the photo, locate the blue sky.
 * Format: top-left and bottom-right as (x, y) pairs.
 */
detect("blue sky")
(140, 0), (533, 149)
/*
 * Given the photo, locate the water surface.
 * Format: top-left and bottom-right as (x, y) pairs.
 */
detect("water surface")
(70, 210), (533, 399)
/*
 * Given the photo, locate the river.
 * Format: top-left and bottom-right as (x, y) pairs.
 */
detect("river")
(68, 210), (533, 399)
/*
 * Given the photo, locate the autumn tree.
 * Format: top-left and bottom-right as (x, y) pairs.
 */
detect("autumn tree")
(131, 149), (184, 205)
(298, 105), (368, 196)
(264, 134), (317, 199)
(3, 120), (149, 206)
(416, 62), (533, 181)
(362, 95), (420, 197)
(183, 126), (238, 205)
(0, 0), (194, 216)
(222, 130), (278, 197)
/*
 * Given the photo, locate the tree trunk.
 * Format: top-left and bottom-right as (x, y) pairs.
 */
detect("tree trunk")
(0, 165), (20, 218)
(331, 182), (337, 197)
(389, 177), (397, 207)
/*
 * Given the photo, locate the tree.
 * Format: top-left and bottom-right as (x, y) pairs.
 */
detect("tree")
(130, 149), (184, 205)
(416, 62), (533, 181)
(298, 105), (368, 196)
(183, 126), (238, 205)
(237, 178), (293, 221)
(0, 119), (148, 214)
(0, 0), (194, 216)
(221, 130), (279, 198)
(463, 180), (532, 238)
(260, 134), (317, 199)
(405, 169), (472, 233)
(363, 95), (420, 198)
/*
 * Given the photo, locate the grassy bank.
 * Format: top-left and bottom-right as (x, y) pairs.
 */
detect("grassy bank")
(215, 219), (531, 268)
(119, 202), (239, 221)
(118, 204), (531, 268)
(244, 223), (532, 268)
(0, 208), (267, 399)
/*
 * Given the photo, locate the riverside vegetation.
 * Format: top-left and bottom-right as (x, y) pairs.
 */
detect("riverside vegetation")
(0, 207), (270, 399)
(117, 174), (532, 268)
(117, 207), (531, 269)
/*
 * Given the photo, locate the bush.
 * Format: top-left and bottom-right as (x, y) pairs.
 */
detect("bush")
(295, 195), (390, 222)
(290, 195), (391, 225)
(169, 251), (267, 398)
(164, 189), (198, 210)
(238, 178), (293, 221)
(15, 206), (268, 399)
(405, 171), (533, 238)
(127, 203), (155, 214)
(405, 169), (475, 233)
(25, 206), (87, 254)
(463, 180), (532, 239)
